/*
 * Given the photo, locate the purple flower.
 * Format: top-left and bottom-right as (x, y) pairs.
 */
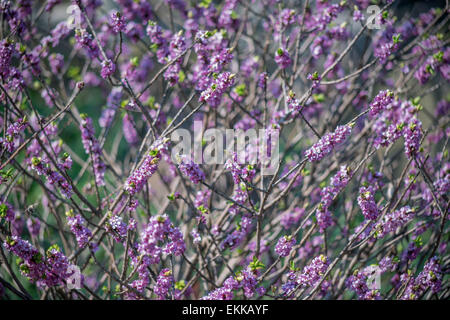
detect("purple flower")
(304, 124), (352, 162)
(224, 152), (256, 185)
(315, 165), (352, 232)
(154, 268), (174, 300)
(194, 189), (211, 208)
(220, 216), (252, 250)
(5, 237), (73, 288)
(208, 48), (233, 74)
(369, 90), (394, 117)
(275, 48), (292, 69)
(30, 157), (73, 198)
(75, 29), (99, 59)
(307, 71), (321, 88)
(401, 257), (442, 299)
(49, 53), (64, 74)
(44, 244), (73, 287)
(353, 7), (363, 22)
(0, 117), (28, 153)
(403, 118), (422, 159)
(376, 206), (415, 238)
(27, 217), (41, 237)
(99, 88), (122, 128)
(100, 59), (115, 79)
(258, 72), (268, 89)
(202, 265), (263, 300)
(200, 72), (236, 106)
(66, 211), (93, 249)
(126, 139), (168, 197)
(130, 214), (185, 294)
(178, 155), (205, 184)
(281, 207), (304, 230)
(138, 214), (186, 261)
(374, 34), (401, 63)
(106, 214), (128, 243)
(80, 114), (106, 186)
(163, 32), (186, 85)
(0, 39), (13, 78)
(111, 11), (126, 33)
(51, 22), (71, 46)
(357, 186), (379, 220)
(297, 255), (329, 288)
(316, 206), (333, 233)
(194, 189), (211, 223)
(379, 256), (398, 273)
(122, 113), (139, 146)
(275, 235), (296, 257)
(346, 267), (381, 300)
(191, 229), (201, 245)
(3, 236), (46, 283)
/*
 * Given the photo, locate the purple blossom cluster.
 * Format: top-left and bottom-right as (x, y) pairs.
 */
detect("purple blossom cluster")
(346, 267), (381, 300)
(403, 118), (422, 159)
(100, 59), (116, 79)
(129, 214), (185, 296)
(375, 206), (415, 238)
(372, 99), (423, 159)
(357, 186), (379, 220)
(125, 139), (168, 197)
(30, 156), (73, 198)
(0, 117), (28, 153)
(3, 236), (46, 283)
(105, 214), (128, 243)
(369, 90), (394, 117)
(66, 211), (93, 249)
(307, 72), (322, 88)
(275, 48), (292, 69)
(224, 152), (256, 185)
(80, 115), (106, 186)
(220, 216), (252, 250)
(283, 255), (329, 297)
(280, 207), (305, 230)
(74, 29), (99, 59)
(316, 165), (352, 232)
(26, 217), (41, 237)
(154, 268), (174, 300)
(190, 228), (201, 245)
(110, 11), (126, 34)
(304, 124), (352, 162)
(0, 39), (13, 78)
(194, 189), (211, 223)
(275, 235), (296, 257)
(400, 257), (442, 300)
(164, 32), (187, 86)
(122, 113), (139, 146)
(374, 34), (401, 64)
(178, 155), (205, 184)
(3, 237), (72, 288)
(199, 72), (236, 106)
(297, 255), (329, 288)
(202, 266), (264, 300)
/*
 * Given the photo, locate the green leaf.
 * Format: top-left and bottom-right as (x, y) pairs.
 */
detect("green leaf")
(178, 70), (186, 83)
(175, 280), (186, 291)
(313, 93), (325, 103)
(249, 256), (265, 271)
(199, 0), (212, 8)
(167, 193), (175, 201)
(234, 84), (247, 97)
